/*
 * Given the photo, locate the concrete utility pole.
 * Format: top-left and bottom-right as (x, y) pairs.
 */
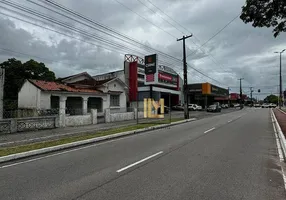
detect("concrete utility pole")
(228, 87), (230, 107)
(250, 87), (254, 106)
(177, 34), (192, 119)
(238, 78), (244, 109)
(275, 49), (285, 109)
(0, 67), (4, 119)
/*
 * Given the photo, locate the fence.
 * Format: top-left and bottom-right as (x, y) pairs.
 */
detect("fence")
(3, 109), (59, 119)
(0, 116), (57, 134)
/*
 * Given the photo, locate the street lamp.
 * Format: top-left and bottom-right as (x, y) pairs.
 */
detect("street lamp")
(274, 49), (286, 109)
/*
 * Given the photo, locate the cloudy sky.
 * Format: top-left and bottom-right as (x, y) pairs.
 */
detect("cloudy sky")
(0, 0), (285, 98)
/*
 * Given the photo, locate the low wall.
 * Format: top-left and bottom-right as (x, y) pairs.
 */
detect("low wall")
(65, 114), (91, 127)
(110, 112), (134, 122)
(0, 116), (57, 134)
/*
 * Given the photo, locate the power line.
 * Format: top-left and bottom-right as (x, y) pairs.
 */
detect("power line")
(113, 0), (177, 38)
(136, 0), (185, 35)
(1, 0), (223, 85)
(142, 0), (234, 76)
(186, 14), (240, 58)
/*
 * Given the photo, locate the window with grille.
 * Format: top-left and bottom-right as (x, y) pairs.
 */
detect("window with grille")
(110, 95), (120, 106)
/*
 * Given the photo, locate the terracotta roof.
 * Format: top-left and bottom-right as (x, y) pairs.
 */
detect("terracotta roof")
(29, 80), (101, 94)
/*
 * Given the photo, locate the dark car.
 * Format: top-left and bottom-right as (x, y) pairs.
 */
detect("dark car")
(207, 105), (221, 112)
(158, 106), (169, 114)
(172, 104), (184, 111)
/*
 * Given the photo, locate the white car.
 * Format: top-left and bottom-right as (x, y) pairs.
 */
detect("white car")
(261, 103), (269, 108)
(194, 104), (202, 111)
(188, 104), (196, 111)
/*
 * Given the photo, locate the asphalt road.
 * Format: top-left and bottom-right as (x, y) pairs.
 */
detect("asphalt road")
(0, 108), (285, 199)
(0, 108), (237, 147)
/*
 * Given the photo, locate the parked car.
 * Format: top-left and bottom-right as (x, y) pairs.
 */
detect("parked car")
(172, 104), (184, 111)
(207, 105), (221, 112)
(254, 104), (261, 108)
(158, 106), (169, 114)
(188, 104), (196, 111)
(269, 103), (277, 108)
(194, 104), (203, 111)
(261, 103), (269, 108)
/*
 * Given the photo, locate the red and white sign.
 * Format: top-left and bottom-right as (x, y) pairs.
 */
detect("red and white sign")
(158, 73), (172, 81)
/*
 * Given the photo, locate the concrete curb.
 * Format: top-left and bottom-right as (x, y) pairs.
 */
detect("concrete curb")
(271, 109), (286, 160)
(0, 118), (196, 163)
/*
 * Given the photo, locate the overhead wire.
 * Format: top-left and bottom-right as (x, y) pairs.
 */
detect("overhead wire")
(34, 0), (224, 85)
(1, 0), (223, 85)
(141, 0), (234, 76)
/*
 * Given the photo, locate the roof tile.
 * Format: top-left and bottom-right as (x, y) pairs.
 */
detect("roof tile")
(29, 80), (101, 94)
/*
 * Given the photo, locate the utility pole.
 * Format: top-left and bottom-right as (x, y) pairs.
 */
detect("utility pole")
(238, 78), (244, 109)
(228, 87), (230, 107)
(275, 49), (285, 109)
(177, 34), (192, 119)
(250, 87), (253, 106)
(0, 67), (4, 119)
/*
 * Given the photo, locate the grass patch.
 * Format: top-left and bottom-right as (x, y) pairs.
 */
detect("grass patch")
(0, 118), (184, 157)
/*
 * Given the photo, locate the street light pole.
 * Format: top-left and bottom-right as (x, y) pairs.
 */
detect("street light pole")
(250, 87), (253, 106)
(275, 49), (285, 109)
(177, 34), (192, 119)
(238, 78), (244, 109)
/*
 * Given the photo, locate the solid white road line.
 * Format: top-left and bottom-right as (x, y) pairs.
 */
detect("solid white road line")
(116, 151), (163, 173)
(227, 120), (233, 123)
(0, 137), (127, 169)
(204, 127), (215, 134)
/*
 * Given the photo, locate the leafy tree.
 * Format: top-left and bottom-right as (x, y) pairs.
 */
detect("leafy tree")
(0, 58), (56, 109)
(240, 0), (286, 37)
(264, 94), (279, 104)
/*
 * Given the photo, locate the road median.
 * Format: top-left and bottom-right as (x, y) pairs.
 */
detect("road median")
(0, 118), (195, 163)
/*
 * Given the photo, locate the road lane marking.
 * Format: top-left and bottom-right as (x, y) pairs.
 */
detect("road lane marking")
(116, 151), (163, 173)
(0, 137), (128, 169)
(204, 127), (215, 134)
(227, 120), (232, 123)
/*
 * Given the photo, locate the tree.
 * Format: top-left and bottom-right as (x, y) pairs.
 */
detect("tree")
(0, 58), (56, 109)
(240, 0), (286, 37)
(264, 94), (279, 104)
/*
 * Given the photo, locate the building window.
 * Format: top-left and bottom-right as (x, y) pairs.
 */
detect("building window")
(110, 95), (120, 107)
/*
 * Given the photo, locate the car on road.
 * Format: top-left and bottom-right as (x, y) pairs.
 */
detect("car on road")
(254, 104), (261, 108)
(261, 103), (269, 108)
(158, 106), (169, 114)
(172, 104), (184, 111)
(194, 104), (203, 111)
(207, 105), (221, 112)
(269, 103), (277, 108)
(188, 104), (196, 111)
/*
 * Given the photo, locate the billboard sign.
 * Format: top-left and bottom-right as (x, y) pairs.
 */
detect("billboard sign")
(145, 54), (158, 85)
(158, 71), (178, 86)
(143, 98), (164, 118)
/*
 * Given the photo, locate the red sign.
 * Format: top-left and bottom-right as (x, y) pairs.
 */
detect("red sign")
(159, 73), (172, 81)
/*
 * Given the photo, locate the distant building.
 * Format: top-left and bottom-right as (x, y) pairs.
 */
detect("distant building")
(92, 54), (184, 107)
(187, 83), (229, 108)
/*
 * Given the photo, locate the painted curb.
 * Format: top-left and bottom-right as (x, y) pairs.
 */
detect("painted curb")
(271, 109), (286, 160)
(0, 118), (196, 163)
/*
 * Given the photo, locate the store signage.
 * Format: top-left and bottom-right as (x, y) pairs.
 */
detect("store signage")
(144, 54), (158, 85)
(158, 72), (178, 86)
(145, 54), (157, 75)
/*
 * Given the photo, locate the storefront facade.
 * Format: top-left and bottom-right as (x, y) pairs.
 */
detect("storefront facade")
(188, 83), (229, 108)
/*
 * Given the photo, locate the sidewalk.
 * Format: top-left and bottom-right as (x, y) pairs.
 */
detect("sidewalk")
(0, 118), (176, 148)
(273, 109), (286, 137)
